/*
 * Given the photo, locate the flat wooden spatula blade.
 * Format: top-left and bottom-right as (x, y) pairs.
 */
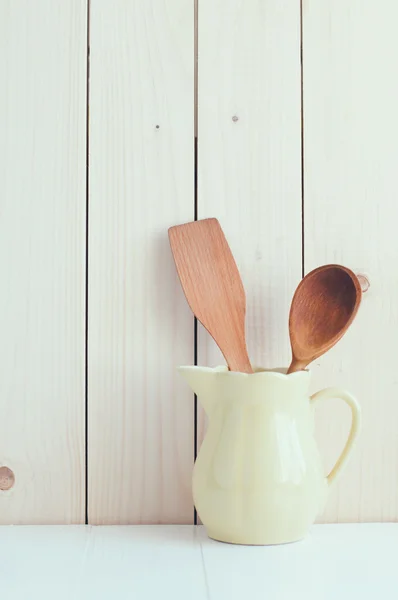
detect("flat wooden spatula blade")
(168, 218), (252, 373)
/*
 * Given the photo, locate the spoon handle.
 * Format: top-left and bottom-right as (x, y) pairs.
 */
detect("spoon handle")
(287, 358), (308, 374)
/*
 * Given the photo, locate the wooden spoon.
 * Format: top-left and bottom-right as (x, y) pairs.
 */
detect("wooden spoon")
(168, 218), (253, 373)
(287, 264), (362, 374)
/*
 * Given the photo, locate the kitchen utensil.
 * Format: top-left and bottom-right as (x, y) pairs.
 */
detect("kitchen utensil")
(287, 264), (362, 374)
(168, 218), (253, 373)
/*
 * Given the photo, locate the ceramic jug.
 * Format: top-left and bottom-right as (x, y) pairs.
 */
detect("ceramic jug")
(179, 365), (361, 546)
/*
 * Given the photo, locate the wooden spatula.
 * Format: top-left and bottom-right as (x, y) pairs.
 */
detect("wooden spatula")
(168, 218), (253, 373)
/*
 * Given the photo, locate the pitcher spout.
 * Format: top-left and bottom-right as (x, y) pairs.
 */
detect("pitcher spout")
(178, 366), (217, 417)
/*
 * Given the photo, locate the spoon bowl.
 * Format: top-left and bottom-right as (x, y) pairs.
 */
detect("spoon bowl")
(287, 264), (362, 374)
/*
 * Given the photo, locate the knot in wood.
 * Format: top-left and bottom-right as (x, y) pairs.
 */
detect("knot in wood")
(0, 467), (15, 491)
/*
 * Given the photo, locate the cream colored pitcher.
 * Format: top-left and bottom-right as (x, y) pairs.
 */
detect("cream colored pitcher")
(179, 365), (361, 546)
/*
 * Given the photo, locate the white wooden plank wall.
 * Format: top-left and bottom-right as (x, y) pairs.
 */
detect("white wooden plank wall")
(88, 0), (195, 524)
(1, 0), (398, 525)
(0, 0), (87, 524)
(197, 2), (302, 439)
(303, 0), (398, 523)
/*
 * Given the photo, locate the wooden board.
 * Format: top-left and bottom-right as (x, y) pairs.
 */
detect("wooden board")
(1, 524), (398, 598)
(303, 0), (398, 522)
(0, 1), (87, 523)
(197, 1), (302, 441)
(88, 0), (195, 524)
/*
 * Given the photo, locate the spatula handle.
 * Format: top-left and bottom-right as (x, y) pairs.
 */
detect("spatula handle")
(225, 351), (253, 374)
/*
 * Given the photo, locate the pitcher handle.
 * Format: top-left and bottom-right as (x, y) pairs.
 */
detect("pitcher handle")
(310, 387), (361, 487)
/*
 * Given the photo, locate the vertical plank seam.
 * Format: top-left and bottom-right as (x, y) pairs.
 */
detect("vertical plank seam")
(85, 0), (91, 526)
(300, 0), (305, 278)
(193, 0), (199, 526)
(199, 541), (212, 600)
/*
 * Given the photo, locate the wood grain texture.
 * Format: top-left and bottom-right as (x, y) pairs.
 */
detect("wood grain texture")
(197, 1), (302, 442)
(169, 218), (252, 373)
(0, 0), (86, 523)
(88, 0), (195, 524)
(303, 0), (398, 522)
(287, 264), (362, 373)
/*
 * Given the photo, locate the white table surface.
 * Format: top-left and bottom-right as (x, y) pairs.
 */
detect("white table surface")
(0, 523), (397, 599)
